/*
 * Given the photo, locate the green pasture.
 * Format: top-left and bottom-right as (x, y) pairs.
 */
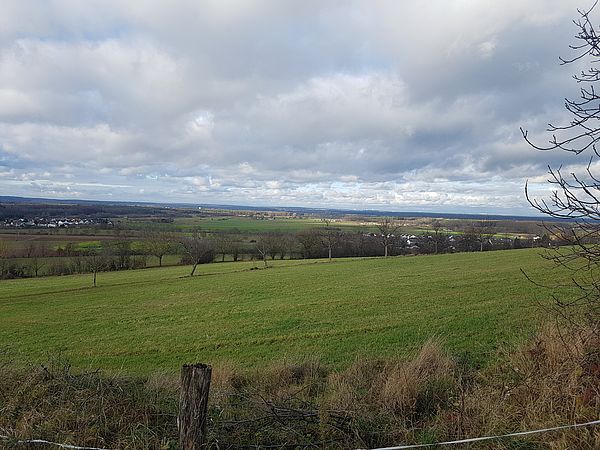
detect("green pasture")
(0, 233), (114, 253)
(121, 216), (381, 233)
(178, 216), (326, 232)
(0, 249), (569, 375)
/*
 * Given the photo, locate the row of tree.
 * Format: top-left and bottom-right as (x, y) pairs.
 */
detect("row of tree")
(0, 219), (563, 281)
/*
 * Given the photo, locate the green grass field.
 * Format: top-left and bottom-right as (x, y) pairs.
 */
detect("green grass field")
(120, 216), (388, 233)
(0, 249), (569, 375)
(175, 216), (330, 232)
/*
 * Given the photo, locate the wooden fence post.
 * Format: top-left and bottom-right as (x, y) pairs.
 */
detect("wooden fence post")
(179, 363), (212, 450)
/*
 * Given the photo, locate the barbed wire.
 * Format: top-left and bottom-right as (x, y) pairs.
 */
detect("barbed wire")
(3, 418), (599, 449)
(363, 418), (600, 450)
(0, 434), (110, 450)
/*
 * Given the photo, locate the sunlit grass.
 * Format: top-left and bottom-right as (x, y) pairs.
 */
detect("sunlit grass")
(0, 249), (569, 375)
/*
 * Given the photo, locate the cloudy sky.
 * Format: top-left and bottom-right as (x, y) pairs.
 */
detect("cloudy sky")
(0, 0), (595, 214)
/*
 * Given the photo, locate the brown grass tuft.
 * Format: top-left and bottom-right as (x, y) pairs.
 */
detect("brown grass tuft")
(377, 339), (455, 420)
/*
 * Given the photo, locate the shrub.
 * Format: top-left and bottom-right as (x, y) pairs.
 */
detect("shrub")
(48, 259), (75, 276)
(1, 262), (29, 279)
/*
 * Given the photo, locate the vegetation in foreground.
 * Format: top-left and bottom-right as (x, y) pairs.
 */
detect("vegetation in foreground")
(1, 324), (598, 449)
(0, 249), (570, 374)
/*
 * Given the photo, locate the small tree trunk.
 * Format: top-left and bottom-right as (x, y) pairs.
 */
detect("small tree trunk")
(222, 253), (225, 262)
(384, 245), (388, 257)
(159, 255), (163, 267)
(93, 269), (97, 287)
(190, 262), (198, 276)
(328, 246), (332, 262)
(179, 363), (212, 450)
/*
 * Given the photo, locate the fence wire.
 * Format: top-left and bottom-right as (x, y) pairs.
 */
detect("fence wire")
(2, 418), (599, 449)
(0, 435), (110, 450)
(364, 418), (600, 450)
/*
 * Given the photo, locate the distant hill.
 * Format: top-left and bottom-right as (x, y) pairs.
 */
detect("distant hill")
(0, 195), (553, 222)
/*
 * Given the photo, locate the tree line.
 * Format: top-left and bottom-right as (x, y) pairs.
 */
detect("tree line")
(0, 219), (564, 282)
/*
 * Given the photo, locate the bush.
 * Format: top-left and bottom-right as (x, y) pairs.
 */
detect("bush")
(48, 259), (74, 276)
(1, 261), (29, 279)
(130, 254), (148, 269)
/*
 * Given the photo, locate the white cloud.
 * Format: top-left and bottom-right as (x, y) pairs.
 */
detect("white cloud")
(0, 0), (593, 214)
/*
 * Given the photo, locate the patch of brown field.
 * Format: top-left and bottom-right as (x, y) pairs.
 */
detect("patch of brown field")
(0, 233), (121, 242)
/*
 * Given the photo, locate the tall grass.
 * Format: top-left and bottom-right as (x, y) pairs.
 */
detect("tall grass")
(1, 326), (598, 449)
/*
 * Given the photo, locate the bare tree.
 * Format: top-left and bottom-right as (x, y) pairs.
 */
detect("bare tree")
(255, 234), (270, 268)
(230, 238), (243, 261)
(433, 220), (452, 254)
(377, 217), (400, 257)
(24, 241), (36, 258)
(473, 220), (496, 252)
(214, 233), (234, 262)
(267, 233), (285, 260)
(521, 2), (600, 326)
(28, 242), (48, 277)
(86, 247), (106, 288)
(424, 220), (451, 254)
(143, 231), (173, 267)
(457, 228), (479, 253)
(320, 226), (341, 262)
(279, 233), (298, 259)
(181, 233), (215, 276)
(109, 234), (132, 270)
(296, 229), (324, 259)
(221, 227), (245, 261)
(71, 251), (85, 273)
(0, 240), (8, 278)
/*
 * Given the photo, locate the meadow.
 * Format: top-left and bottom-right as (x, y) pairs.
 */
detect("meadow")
(0, 248), (568, 375)
(119, 215), (386, 233)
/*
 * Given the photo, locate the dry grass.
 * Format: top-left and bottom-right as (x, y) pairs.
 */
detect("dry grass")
(449, 324), (600, 449)
(0, 356), (179, 449)
(1, 329), (599, 449)
(377, 339), (455, 419)
(323, 340), (456, 447)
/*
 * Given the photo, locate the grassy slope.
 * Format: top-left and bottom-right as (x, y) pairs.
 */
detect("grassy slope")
(0, 249), (567, 375)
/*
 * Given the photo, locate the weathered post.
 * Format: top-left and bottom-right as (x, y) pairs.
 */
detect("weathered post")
(179, 363), (212, 450)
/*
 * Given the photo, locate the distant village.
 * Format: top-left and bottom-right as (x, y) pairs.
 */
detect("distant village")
(1, 217), (113, 228)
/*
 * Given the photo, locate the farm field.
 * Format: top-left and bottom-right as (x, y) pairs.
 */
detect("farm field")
(0, 249), (568, 375)
(0, 232), (115, 251)
(118, 215), (384, 233)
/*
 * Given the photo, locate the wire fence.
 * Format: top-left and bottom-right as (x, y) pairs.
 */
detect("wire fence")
(364, 419), (600, 450)
(3, 418), (599, 449)
(0, 435), (110, 450)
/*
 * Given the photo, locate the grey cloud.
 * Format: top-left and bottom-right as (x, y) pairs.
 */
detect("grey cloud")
(0, 0), (594, 214)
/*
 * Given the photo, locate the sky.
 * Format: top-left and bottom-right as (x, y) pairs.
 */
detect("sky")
(0, 0), (596, 215)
